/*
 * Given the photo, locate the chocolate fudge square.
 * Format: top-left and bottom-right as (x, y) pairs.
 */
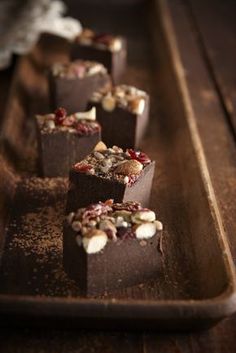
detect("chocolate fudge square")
(48, 60), (111, 114)
(88, 85), (150, 149)
(71, 29), (127, 84)
(63, 200), (163, 296)
(36, 107), (101, 177)
(66, 145), (155, 211)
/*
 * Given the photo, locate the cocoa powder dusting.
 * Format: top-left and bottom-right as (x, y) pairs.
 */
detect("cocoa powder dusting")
(2, 177), (80, 297)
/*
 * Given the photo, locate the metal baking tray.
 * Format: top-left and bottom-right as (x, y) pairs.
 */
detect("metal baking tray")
(0, 0), (235, 331)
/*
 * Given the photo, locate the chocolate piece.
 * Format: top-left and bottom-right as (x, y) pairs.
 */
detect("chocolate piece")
(63, 200), (163, 296)
(71, 29), (127, 84)
(36, 107), (101, 177)
(88, 85), (150, 149)
(37, 33), (72, 56)
(66, 145), (155, 211)
(48, 60), (111, 114)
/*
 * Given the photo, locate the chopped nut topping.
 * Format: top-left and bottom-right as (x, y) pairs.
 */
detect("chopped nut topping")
(82, 229), (108, 254)
(94, 141), (107, 152)
(102, 94), (116, 111)
(114, 159), (143, 175)
(36, 107), (100, 136)
(52, 60), (107, 79)
(90, 84), (148, 114)
(66, 200), (163, 253)
(76, 29), (123, 52)
(134, 222), (157, 239)
(72, 146), (152, 186)
(131, 210), (156, 223)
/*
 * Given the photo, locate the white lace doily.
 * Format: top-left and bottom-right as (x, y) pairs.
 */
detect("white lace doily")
(0, 0), (82, 69)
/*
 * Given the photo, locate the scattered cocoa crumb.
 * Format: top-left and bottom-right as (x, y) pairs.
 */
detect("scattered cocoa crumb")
(5, 177), (79, 297)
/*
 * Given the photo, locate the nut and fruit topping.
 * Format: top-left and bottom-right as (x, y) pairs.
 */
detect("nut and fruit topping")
(36, 107), (100, 136)
(74, 107), (96, 121)
(129, 98), (145, 115)
(91, 85), (147, 114)
(72, 145), (152, 185)
(101, 94), (116, 112)
(112, 201), (142, 212)
(55, 107), (67, 125)
(82, 229), (108, 254)
(134, 222), (157, 240)
(76, 29), (123, 52)
(76, 28), (94, 45)
(127, 149), (151, 165)
(73, 163), (95, 174)
(94, 141), (107, 152)
(131, 210), (156, 223)
(66, 200), (163, 253)
(52, 60), (107, 78)
(114, 160), (143, 175)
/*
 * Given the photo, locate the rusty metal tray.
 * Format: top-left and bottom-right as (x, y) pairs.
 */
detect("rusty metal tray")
(0, 0), (235, 331)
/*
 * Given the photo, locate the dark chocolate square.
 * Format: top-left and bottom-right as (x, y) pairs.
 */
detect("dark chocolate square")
(66, 161), (155, 211)
(37, 130), (101, 177)
(63, 200), (163, 296)
(36, 109), (101, 177)
(88, 96), (150, 149)
(48, 70), (111, 114)
(71, 38), (127, 84)
(63, 222), (161, 296)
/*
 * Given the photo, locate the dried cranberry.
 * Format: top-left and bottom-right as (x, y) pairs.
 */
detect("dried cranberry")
(76, 122), (100, 136)
(76, 123), (90, 135)
(73, 162), (93, 173)
(54, 107), (67, 125)
(127, 149), (151, 166)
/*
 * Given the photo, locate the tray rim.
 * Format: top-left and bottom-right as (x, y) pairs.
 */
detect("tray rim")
(151, 0), (236, 313)
(0, 288), (236, 322)
(0, 0), (236, 327)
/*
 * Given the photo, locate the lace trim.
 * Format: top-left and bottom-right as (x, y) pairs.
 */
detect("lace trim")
(0, 0), (82, 69)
